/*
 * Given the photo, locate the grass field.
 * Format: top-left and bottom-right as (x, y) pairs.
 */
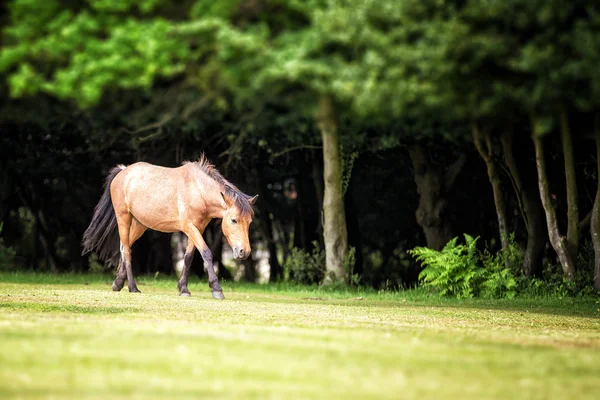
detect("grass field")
(0, 272), (599, 399)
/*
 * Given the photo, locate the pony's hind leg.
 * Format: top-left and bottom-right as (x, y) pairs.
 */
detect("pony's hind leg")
(112, 218), (146, 292)
(114, 211), (145, 293)
(177, 238), (195, 296)
(112, 257), (126, 291)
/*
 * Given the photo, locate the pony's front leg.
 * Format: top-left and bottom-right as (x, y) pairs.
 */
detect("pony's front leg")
(202, 248), (224, 300)
(185, 226), (224, 300)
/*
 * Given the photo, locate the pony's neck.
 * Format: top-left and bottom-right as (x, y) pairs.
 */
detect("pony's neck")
(201, 181), (227, 220)
(205, 199), (226, 220)
(189, 163), (228, 220)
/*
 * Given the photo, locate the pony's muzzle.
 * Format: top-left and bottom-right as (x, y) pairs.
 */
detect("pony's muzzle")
(233, 246), (249, 260)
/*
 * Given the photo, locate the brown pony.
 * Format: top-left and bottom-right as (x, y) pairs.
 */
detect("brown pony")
(82, 156), (257, 299)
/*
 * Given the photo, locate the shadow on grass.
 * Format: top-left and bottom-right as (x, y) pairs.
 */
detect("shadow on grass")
(1, 272), (598, 319)
(0, 302), (135, 314)
(0, 271), (115, 285)
(231, 294), (600, 319)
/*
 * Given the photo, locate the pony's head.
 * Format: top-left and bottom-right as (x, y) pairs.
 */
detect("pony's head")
(220, 192), (258, 260)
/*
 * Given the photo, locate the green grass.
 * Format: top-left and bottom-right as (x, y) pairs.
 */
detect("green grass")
(0, 272), (599, 399)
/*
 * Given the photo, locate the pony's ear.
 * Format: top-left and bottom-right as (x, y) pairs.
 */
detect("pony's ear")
(221, 192), (234, 208)
(248, 195), (259, 206)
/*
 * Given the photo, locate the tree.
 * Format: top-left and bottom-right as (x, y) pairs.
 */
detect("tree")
(427, 0), (593, 279)
(0, 0), (195, 107)
(211, 0), (362, 283)
(572, 6), (600, 289)
(317, 95), (348, 281)
(506, 0), (595, 280)
(311, 0), (469, 250)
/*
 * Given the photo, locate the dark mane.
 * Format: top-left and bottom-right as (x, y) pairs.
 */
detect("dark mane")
(184, 155), (254, 217)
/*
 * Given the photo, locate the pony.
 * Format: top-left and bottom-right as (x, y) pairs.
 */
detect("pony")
(82, 155), (257, 299)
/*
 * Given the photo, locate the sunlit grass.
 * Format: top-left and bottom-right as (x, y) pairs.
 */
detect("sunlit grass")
(0, 272), (599, 399)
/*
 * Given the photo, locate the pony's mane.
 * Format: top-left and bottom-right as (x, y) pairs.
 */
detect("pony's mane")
(184, 155), (254, 217)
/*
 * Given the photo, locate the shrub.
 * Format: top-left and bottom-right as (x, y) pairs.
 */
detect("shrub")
(0, 239), (17, 271)
(0, 222), (17, 271)
(284, 241), (326, 285)
(512, 239), (598, 298)
(0, 231), (17, 271)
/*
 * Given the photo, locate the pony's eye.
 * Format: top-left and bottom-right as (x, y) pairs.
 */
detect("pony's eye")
(231, 219), (238, 224)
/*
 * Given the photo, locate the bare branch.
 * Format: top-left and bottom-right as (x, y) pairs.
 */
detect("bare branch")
(444, 153), (467, 192)
(119, 114), (173, 135)
(579, 209), (592, 233)
(271, 145), (322, 158)
(182, 95), (215, 119)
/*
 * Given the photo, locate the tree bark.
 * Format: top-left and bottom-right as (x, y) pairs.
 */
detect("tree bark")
(579, 210), (592, 233)
(311, 154), (324, 243)
(16, 190), (60, 272)
(409, 145), (465, 250)
(171, 232), (186, 278)
(472, 122), (509, 256)
(241, 257), (257, 282)
(317, 95), (348, 283)
(591, 120), (600, 291)
(265, 218), (283, 282)
(146, 232), (173, 275)
(209, 226), (232, 281)
(345, 188), (363, 276)
(501, 131), (546, 276)
(532, 120), (575, 281)
(255, 155), (284, 281)
(560, 107), (579, 260)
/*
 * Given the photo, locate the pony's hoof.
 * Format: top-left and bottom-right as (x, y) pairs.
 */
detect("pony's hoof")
(211, 290), (225, 300)
(129, 288), (141, 293)
(112, 282), (123, 292)
(180, 291), (191, 297)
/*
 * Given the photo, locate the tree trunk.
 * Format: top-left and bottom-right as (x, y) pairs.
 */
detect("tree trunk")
(241, 257), (257, 282)
(171, 232), (186, 278)
(409, 145), (465, 250)
(265, 219), (283, 282)
(501, 131), (546, 276)
(317, 95), (348, 283)
(532, 121), (575, 281)
(345, 188), (363, 276)
(311, 154), (324, 244)
(36, 213), (59, 273)
(146, 232), (172, 275)
(0, 171), (9, 228)
(591, 120), (600, 291)
(16, 190), (60, 272)
(255, 155), (284, 281)
(472, 123), (509, 256)
(210, 226), (232, 281)
(560, 107), (579, 260)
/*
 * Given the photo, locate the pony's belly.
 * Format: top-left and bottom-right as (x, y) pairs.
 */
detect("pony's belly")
(145, 222), (179, 233)
(129, 208), (181, 233)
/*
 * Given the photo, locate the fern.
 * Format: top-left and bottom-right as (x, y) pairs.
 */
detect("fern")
(408, 233), (518, 299)
(409, 234), (481, 299)
(480, 236), (519, 299)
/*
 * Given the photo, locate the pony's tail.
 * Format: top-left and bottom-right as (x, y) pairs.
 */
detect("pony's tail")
(82, 165), (126, 263)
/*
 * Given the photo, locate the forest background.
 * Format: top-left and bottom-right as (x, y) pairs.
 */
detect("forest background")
(2, 0), (600, 298)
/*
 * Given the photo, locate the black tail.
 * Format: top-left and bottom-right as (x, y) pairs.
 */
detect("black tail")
(82, 166), (125, 263)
